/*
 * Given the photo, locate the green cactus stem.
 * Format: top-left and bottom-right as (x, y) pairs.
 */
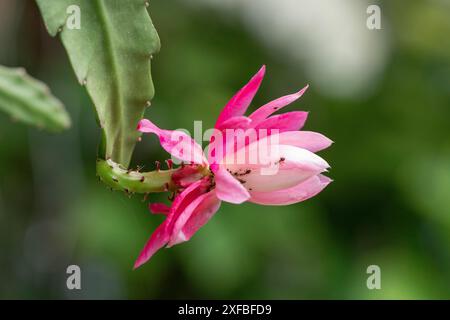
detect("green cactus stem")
(97, 159), (177, 194)
(96, 159), (210, 195)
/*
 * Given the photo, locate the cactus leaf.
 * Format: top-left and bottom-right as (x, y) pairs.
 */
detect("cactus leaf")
(36, 0), (161, 167)
(0, 65), (71, 132)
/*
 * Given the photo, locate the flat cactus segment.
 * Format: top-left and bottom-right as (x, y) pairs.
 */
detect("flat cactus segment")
(0, 65), (71, 132)
(36, 0), (161, 167)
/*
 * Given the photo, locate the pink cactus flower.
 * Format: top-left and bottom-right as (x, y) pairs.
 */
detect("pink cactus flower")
(134, 66), (332, 268)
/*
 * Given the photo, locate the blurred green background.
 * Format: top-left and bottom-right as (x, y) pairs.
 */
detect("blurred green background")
(0, 0), (449, 299)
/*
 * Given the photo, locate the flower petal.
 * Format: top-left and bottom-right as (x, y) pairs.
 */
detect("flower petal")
(137, 119), (207, 165)
(244, 131), (332, 154)
(149, 203), (170, 215)
(133, 222), (170, 269)
(209, 125), (262, 167)
(163, 177), (211, 231)
(214, 167), (251, 204)
(254, 111), (308, 133)
(168, 191), (221, 247)
(133, 178), (210, 268)
(278, 131), (333, 152)
(180, 193), (221, 242)
(223, 144), (329, 192)
(249, 174), (332, 205)
(216, 116), (252, 131)
(171, 165), (204, 188)
(249, 85), (309, 125)
(215, 66), (265, 128)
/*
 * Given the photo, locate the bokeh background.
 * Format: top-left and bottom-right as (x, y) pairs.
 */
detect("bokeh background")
(0, 0), (449, 299)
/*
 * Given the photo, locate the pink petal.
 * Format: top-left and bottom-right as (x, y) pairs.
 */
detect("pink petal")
(168, 191), (221, 247)
(133, 178), (210, 268)
(249, 85), (309, 125)
(216, 116), (252, 131)
(171, 165), (204, 188)
(180, 193), (221, 242)
(167, 194), (209, 247)
(223, 144), (329, 193)
(278, 131), (333, 153)
(243, 131), (332, 154)
(149, 203), (170, 215)
(214, 167), (250, 204)
(215, 66), (265, 128)
(209, 117), (252, 163)
(137, 119), (207, 165)
(133, 222), (170, 269)
(207, 132), (226, 165)
(249, 174), (332, 205)
(163, 177), (211, 231)
(254, 111), (308, 133)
